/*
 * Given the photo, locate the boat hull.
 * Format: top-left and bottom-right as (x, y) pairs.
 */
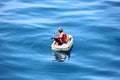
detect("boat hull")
(51, 34), (73, 51)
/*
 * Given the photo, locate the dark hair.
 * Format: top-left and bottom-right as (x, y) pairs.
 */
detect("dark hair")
(58, 28), (63, 32)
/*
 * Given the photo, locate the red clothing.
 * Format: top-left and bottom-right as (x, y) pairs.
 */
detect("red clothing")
(61, 33), (67, 43)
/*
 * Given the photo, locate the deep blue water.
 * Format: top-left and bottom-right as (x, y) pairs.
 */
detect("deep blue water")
(0, 0), (120, 80)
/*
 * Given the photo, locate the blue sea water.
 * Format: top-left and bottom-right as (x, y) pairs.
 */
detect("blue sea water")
(0, 0), (120, 80)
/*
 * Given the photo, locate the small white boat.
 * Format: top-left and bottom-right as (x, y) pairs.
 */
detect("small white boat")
(51, 34), (73, 51)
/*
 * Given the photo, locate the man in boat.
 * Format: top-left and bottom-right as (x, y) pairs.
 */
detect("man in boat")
(51, 28), (67, 45)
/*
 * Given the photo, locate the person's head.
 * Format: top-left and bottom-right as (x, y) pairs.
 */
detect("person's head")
(58, 28), (63, 33)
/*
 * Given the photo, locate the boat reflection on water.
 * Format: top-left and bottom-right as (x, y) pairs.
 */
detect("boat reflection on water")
(52, 51), (71, 62)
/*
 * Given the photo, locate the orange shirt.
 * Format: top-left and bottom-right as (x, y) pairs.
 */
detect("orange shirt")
(60, 32), (67, 43)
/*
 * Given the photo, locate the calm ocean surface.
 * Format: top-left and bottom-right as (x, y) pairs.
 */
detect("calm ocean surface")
(0, 0), (120, 80)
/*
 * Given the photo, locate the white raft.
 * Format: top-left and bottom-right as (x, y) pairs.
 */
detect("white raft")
(51, 34), (73, 51)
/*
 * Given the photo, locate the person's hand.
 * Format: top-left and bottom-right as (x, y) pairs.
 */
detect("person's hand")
(54, 32), (57, 34)
(51, 37), (55, 39)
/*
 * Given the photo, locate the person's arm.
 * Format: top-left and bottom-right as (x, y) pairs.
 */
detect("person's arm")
(57, 33), (63, 39)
